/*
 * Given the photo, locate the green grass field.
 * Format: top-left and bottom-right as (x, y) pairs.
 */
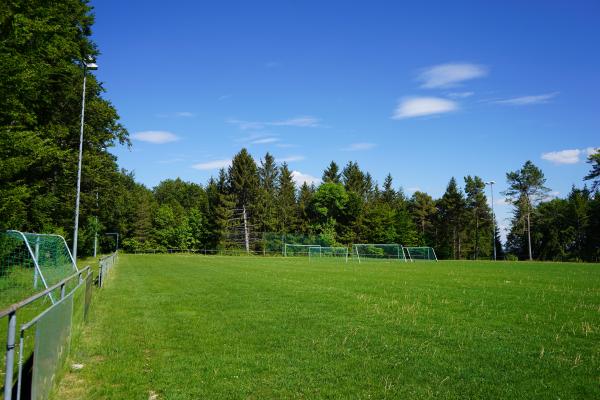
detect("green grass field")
(55, 254), (600, 399)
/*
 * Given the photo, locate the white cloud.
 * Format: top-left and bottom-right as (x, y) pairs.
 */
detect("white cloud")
(291, 171), (320, 186)
(418, 63), (488, 89)
(495, 92), (559, 106)
(585, 147), (598, 156)
(228, 116), (320, 130)
(270, 116), (320, 127)
(447, 91), (474, 98)
(342, 142), (377, 151)
(251, 137), (280, 144)
(132, 131), (179, 144)
(218, 94), (231, 101)
(392, 97), (458, 119)
(276, 155), (305, 163)
(541, 149), (582, 164)
(191, 159), (232, 170)
(541, 147), (598, 165)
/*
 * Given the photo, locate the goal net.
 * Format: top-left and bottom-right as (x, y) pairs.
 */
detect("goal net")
(404, 246), (438, 261)
(352, 244), (406, 263)
(284, 244), (321, 257)
(309, 246), (349, 262)
(1, 230), (78, 308)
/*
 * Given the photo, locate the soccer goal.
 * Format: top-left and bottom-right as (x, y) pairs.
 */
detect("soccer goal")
(352, 244), (407, 263)
(284, 243), (321, 257)
(1, 230), (79, 308)
(403, 246), (438, 261)
(309, 246), (349, 262)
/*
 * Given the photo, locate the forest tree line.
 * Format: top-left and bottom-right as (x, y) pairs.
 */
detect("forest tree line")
(1, 0), (599, 261)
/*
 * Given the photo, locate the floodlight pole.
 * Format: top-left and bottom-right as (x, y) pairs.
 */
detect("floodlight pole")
(72, 59), (98, 261)
(486, 181), (497, 261)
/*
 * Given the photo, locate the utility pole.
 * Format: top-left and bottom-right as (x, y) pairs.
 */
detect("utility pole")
(243, 205), (250, 254)
(486, 181), (497, 261)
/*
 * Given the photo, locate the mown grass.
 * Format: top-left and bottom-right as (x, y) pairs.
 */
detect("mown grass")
(55, 255), (600, 399)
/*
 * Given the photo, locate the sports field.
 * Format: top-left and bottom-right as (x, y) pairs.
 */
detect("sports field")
(55, 254), (600, 399)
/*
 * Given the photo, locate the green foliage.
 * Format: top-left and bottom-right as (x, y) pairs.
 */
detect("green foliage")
(584, 149), (600, 190)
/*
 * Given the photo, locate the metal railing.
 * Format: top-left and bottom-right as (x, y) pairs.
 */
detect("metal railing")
(98, 251), (118, 288)
(0, 266), (93, 400)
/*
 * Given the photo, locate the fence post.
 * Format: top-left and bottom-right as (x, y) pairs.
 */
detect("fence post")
(4, 311), (17, 400)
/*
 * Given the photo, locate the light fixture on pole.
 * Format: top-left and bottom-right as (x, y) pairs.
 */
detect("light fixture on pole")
(485, 180), (497, 261)
(72, 57), (98, 261)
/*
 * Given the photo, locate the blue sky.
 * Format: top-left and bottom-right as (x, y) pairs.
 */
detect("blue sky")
(91, 0), (599, 238)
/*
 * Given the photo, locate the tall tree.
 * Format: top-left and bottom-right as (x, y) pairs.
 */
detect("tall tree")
(503, 161), (550, 260)
(322, 161), (341, 183)
(277, 163), (297, 233)
(464, 176), (492, 259)
(227, 148), (259, 212)
(437, 178), (467, 259)
(256, 152), (279, 232)
(584, 149), (600, 190)
(410, 191), (437, 243)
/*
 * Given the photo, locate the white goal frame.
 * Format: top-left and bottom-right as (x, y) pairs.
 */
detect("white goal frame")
(352, 243), (407, 264)
(283, 243), (321, 257)
(309, 246), (349, 262)
(403, 246), (438, 261)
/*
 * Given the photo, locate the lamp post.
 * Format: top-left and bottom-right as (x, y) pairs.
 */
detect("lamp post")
(72, 58), (98, 261)
(486, 180), (497, 261)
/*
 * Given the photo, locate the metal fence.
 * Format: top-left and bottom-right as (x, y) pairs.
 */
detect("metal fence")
(1, 249), (119, 400)
(98, 252), (118, 288)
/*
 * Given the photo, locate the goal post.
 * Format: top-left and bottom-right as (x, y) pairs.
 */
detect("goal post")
(404, 246), (438, 261)
(309, 246), (349, 262)
(351, 244), (407, 263)
(284, 243), (321, 257)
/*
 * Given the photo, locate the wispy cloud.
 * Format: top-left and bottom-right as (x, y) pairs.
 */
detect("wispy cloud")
(418, 63), (488, 89)
(392, 97), (458, 119)
(218, 94), (231, 101)
(156, 111), (195, 118)
(447, 91), (474, 99)
(494, 92), (559, 106)
(541, 147), (597, 165)
(342, 142), (377, 151)
(228, 116), (320, 130)
(291, 171), (320, 186)
(132, 131), (180, 144)
(191, 159), (232, 170)
(251, 137), (280, 145)
(276, 155), (305, 163)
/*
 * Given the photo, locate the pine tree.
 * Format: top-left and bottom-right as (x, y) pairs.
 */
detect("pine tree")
(410, 191), (437, 244)
(256, 152), (279, 233)
(322, 161), (341, 183)
(277, 163), (297, 233)
(437, 178), (467, 259)
(503, 161), (550, 260)
(227, 148), (259, 212)
(297, 182), (314, 234)
(464, 176), (492, 259)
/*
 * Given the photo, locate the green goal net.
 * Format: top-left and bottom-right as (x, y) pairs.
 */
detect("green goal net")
(309, 246), (349, 262)
(284, 244), (321, 257)
(352, 244), (406, 263)
(1, 230), (78, 309)
(404, 246), (438, 261)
